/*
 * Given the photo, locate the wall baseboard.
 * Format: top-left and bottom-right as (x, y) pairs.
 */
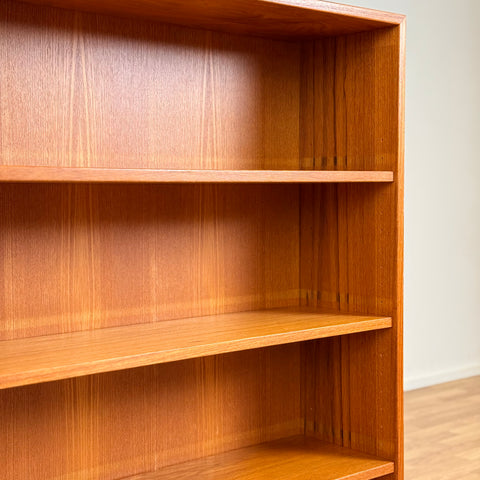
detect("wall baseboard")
(404, 364), (480, 391)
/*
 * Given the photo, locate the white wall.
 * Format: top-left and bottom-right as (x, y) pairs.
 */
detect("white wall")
(349, 0), (480, 390)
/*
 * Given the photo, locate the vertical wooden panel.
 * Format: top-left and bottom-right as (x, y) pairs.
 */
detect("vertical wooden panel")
(0, 345), (302, 479)
(300, 184), (340, 311)
(299, 41), (314, 171)
(0, 184), (299, 340)
(0, 0), (300, 170)
(0, 381), (69, 479)
(301, 25), (404, 479)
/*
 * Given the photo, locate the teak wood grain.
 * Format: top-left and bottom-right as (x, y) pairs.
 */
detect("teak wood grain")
(19, 0), (404, 38)
(0, 166), (394, 183)
(299, 23), (405, 480)
(0, 308), (392, 389)
(0, 346), (305, 479)
(0, 0), (404, 478)
(126, 436), (394, 479)
(0, 183), (300, 340)
(0, 1), (301, 171)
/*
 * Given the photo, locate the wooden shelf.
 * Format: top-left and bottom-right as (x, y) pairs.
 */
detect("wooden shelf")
(124, 435), (394, 479)
(0, 308), (391, 389)
(0, 166), (394, 183)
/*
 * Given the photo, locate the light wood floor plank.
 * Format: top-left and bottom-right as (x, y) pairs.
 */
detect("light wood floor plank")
(405, 375), (480, 479)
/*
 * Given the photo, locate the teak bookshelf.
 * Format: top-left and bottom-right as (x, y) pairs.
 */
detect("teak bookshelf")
(0, 1), (405, 479)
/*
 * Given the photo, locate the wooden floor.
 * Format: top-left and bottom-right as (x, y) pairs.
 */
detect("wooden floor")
(405, 375), (480, 479)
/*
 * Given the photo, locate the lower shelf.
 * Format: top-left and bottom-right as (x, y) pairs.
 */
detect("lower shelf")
(125, 435), (394, 479)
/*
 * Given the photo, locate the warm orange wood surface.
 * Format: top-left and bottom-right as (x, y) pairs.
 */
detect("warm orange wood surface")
(0, 308), (391, 389)
(20, 0), (404, 37)
(394, 21), (407, 480)
(126, 435), (394, 479)
(0, 1), (302, 171)
(0, 0), (404, 478)
(0, 166), (394, 183)
(0, 183), (300, 341)
(0, 345), (305, 479)
(298, 24), (405, 480)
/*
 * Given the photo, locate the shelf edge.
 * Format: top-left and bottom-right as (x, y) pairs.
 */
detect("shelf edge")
(0, 167), (394, 183)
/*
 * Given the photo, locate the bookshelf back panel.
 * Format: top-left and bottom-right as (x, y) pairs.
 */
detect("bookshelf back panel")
(0, 0), (300, 170)
(0, 345), (303, 479)
(0, 183), (299, 340)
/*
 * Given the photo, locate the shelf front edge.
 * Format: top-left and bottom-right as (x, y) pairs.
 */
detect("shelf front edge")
(0, 167), (394, 183)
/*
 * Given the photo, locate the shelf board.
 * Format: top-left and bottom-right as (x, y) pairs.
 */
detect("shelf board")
(0, 166), (394, 183)
(0, 308), (391, 389)
(125, 435), (394, 479)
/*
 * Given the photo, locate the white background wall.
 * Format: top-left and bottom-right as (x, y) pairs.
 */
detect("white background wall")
(350, 0), (480, 390)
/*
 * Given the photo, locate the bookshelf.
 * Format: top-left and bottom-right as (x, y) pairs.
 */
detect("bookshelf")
(0, 0), (405, 479)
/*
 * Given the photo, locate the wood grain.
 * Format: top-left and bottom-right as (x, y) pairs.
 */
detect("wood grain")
(0, 0), (404, 478)
(18, 0), (404, 38)
(0, 346), (304, 479)
(0, 308), (392, 389)
(0, 166), (394, 183)
(125, 435), (394, 479)
(0, 183), (300, 340)
(405, 376), (480, 480)
(299, 24), (405, 480)
(0, 0), (300, 170)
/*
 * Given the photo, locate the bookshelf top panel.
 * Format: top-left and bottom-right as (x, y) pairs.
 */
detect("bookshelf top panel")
(18, 0), (405, 38)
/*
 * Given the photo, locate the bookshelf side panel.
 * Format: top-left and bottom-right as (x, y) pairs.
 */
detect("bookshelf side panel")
(301, 25), (404, 480)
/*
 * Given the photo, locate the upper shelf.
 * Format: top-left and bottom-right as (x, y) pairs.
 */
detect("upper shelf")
(0, 167), (394, 183)
(0, 308), (392, 389)
(21, 0), (405, 38)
